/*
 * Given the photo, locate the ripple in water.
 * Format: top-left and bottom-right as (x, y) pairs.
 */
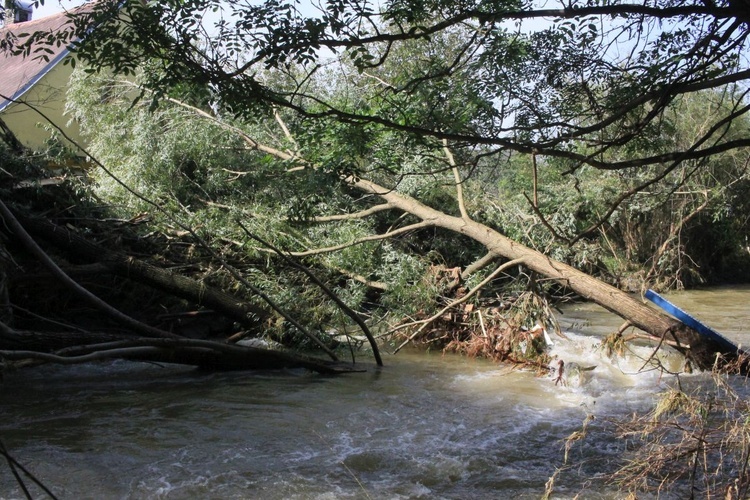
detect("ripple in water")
(3, 289), (749, 499)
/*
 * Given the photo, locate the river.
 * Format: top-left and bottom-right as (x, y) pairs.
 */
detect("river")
(1, 287), (749, 499)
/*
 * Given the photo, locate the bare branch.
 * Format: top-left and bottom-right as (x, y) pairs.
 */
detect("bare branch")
(461, 252), (500, 280)
(644, 191), (710, 287)
(274, 107), (299, 154)
(266, 220), (434, 257)
(312, 203), (396, 222)
(443, 139), (469, 221)
(0, 334), (360, 373)
(333, 266), (388, 290)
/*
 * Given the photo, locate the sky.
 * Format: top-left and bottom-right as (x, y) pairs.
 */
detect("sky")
(29, 0), (86, 19)
(27, 0), (84, 19)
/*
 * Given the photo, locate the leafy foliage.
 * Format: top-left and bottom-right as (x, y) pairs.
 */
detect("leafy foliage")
(32, 0), (744, 176)
(64, 68), (451, 335)
(14, 0), (749, 340)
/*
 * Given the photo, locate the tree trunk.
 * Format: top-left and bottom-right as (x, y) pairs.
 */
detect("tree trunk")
(12, 211), (271, 331)
(351, 177), (742, 372)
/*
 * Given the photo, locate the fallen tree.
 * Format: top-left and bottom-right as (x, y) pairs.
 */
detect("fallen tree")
(2, 113), (739, 375)
(0, 186), (363, 372)
(29, 79), (741, 372)
(9, 0), (750, 377)
(175, 105), (746, 373)
(348, 176), (740, 371)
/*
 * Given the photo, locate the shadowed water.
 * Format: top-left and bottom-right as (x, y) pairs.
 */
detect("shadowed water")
(1, 286), (749, 498)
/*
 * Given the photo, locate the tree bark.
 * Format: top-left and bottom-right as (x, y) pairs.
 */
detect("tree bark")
(350, 177), (743, 372)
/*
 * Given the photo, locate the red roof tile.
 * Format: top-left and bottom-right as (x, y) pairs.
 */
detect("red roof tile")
(0, 4), (91, 111)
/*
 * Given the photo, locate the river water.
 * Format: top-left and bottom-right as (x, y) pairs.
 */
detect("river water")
(1, 287), (750, 499)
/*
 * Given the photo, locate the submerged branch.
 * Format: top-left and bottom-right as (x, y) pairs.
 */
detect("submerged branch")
(0, 331), (361, 374)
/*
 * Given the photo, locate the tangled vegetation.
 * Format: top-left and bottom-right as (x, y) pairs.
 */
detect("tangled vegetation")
(610, 369), (750, 498)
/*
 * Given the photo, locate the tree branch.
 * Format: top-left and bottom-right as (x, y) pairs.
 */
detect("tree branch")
(391, 258), (525, 353)
(0, 199), (178, 339)
(224, 4), (739, 75)
(311, 203), (395, 222)
(461, 252), (500, 280)
(0, 334), (361, 373)
(263, 220), (434, 257)
(443, 139), (470, 221)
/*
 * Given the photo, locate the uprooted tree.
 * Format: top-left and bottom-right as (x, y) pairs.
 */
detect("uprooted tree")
(3, 0), (750, 371)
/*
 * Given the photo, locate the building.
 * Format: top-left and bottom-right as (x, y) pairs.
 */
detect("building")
(2, 0), (33, 25)
(0, 2), (90, 153)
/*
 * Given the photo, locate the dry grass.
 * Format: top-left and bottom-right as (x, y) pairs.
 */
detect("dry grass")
(609, 372), (750, 499)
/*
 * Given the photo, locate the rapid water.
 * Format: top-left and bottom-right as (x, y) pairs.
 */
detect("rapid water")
(1, 287), (749, 499)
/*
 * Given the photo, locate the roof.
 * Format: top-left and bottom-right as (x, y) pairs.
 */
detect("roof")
(0, 5), (90, 112)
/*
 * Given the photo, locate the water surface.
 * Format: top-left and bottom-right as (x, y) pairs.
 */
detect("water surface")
(2, 286), (749, 498)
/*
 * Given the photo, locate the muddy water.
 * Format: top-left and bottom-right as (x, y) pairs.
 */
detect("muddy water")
(1, 287), (750, 499)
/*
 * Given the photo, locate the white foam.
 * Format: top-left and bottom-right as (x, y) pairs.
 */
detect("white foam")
(447, 329), (694, 423)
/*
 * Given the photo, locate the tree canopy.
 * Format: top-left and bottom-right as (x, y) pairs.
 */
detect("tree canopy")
(33, 0), (745, 172)
(44, 0), (748, 286)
